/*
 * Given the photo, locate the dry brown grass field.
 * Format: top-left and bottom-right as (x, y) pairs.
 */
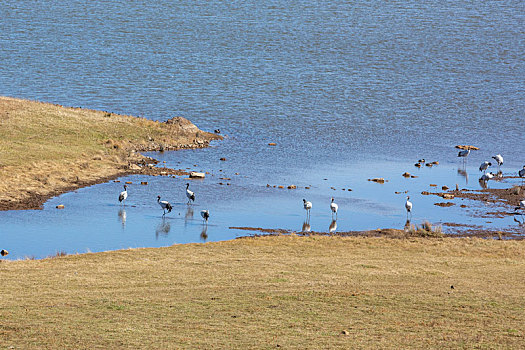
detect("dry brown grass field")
(0, 96), (219, 209)
(1, 235), (524, 349)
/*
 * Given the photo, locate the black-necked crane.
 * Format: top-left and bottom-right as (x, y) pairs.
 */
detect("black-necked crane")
(118, 185), (128, 205)
(200, 209), (210, 224)
(303, 199), (312, 219)
(458, 148), (470, 159)
(405, 196), (413, 218)
(492, 154), (503, 171)
(516, 199), (525, 212)
(479, 161), (491, 174)
(480, 172), (495, 181)
(186, 183), (195, 204)
(157, 195), (173, 215)
(330, 197), (338, 218)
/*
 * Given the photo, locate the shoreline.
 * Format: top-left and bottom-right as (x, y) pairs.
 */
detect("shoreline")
(0, 97), (221, 211)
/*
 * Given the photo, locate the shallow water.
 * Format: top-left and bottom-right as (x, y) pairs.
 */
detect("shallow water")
(1, 1), (524, 259)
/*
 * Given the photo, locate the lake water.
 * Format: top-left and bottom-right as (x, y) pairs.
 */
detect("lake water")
(1, 1), (524, 259)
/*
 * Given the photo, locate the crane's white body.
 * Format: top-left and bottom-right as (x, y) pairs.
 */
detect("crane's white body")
(330, 197), (338, 218)
(480, 172), (495, 181)
(405, 196), (413, 217)
(479, 161), (491, 173)
(186, 183), (195, 203)
(303, 199), (312, 218)
(200, 210), (210, 224)
(118, 185), (128, 204)
(157, 196), (172, 215)
(492, 154), (503, 167)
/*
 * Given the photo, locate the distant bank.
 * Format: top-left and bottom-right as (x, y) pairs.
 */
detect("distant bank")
(0, 97), (221, 210)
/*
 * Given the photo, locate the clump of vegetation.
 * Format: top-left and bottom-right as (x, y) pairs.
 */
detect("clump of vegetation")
(406, 220), (444, 237)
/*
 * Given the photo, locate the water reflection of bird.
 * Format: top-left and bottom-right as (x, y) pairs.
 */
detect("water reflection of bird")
(302, 220), (311, 233)
(329, 219), (337, 233)
(330, 198), (338, 219)
(118, 208), (127, 228)
(186, 183), (195, 204)
(303, 199), (312, 219)
(118, 185), (128, 205)
(404, 218), (411, 231)
(457, 167), (468, 185)
(157, 196), (172, 215)
(405, 196), (413, 218)
(155, 218), (171, 239)
(184, 206), (194, 226)
(478, 178), (488, 189)
(200, 210), (209, 224)
(200, 225), (208, 241)
(514, 215), (525, 228)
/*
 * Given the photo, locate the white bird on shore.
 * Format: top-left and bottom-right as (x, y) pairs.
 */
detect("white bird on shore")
(330, 197), (338, 218)
(186, 183), (195, 204)
(303, 199), (312, 218)
(157, 196), (173, 215)
(492, 154), (503, 170)
(480, 172), (495, 181)
(458, 149), (470, 158)
(516, 200), (525, 212)
(118, 185), (128, 205)
(479, 161), (492, 174)
(200, 209), (210, 224)
(405, 196), (413, 218)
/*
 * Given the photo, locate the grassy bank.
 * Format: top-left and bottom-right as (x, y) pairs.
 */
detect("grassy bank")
(1, 235), (524, 348)
(0, 97), (220, 209)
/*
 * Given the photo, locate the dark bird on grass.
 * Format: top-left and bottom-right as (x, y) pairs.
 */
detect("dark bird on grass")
(157, 196), (172, 215)
(118, 185), (128, 204)
(186, 183), (195, 204)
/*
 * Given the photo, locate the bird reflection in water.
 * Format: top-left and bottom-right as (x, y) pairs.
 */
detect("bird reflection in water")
(302, 220), (311, 233)
(118, 208), (127, 229)
(514, 215), (525, 231)
(155, 217), (171, 239)
(457, 167), (468, 185)
(478, 178), (488, 189)
(200, 225), (208, 241)
(185, 206), (194, 227)
(404, 218), (412, 231)
(329, 219), (337, 233)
